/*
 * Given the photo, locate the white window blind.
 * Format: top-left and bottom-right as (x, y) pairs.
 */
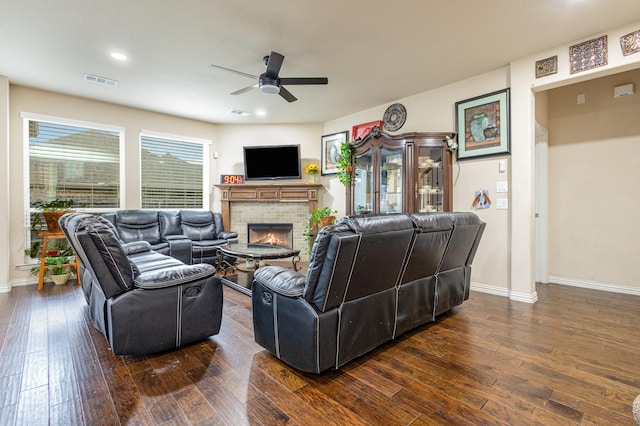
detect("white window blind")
(140, 134), (204, 208)
(28, 120), (121, 209)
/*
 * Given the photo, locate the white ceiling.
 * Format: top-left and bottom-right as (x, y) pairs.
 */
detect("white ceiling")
(2, 0), (640, 124)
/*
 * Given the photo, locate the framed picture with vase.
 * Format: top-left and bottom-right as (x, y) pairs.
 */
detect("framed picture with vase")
(321, 131), (349, 175)
(455, 89), (510, 160)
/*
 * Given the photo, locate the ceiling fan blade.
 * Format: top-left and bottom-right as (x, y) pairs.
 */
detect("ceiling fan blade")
(208, 64), (258, 80)
(230, 84), (258, 95)
(265, 51), (284, 79)
(280, 77), (328, 86)
(279, 86), (297, 103)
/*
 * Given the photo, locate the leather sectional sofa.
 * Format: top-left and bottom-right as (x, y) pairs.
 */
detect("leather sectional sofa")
(102, 210), (238, 266)
(251, 212), (485, 373)
(60, 213), (224, 355)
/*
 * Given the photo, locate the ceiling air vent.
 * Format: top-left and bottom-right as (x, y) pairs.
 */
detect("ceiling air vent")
(228, 109), (250, 116)
(84, 73), (118, 87)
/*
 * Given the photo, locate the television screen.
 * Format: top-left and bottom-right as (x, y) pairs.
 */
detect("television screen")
(243, 144), (301, 181)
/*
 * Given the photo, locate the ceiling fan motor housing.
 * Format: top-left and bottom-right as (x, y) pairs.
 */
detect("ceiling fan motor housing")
(259, 75), (280, 94)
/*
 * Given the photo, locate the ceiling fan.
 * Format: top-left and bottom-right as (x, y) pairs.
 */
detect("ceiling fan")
(209, 51), (328, 102)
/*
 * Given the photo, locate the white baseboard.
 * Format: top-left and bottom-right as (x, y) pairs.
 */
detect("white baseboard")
(470, 282), (538, 304)
(548, 275), (640, 296)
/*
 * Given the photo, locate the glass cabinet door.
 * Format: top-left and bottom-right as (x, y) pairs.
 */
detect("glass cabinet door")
(379, 147), (403, 214)
(416, 146), (445, 212)
(353, 150), (374, 214)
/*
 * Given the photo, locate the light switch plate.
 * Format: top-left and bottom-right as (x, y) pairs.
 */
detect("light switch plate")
(496, 181), (508, 193)
(496, 198), (508, 209)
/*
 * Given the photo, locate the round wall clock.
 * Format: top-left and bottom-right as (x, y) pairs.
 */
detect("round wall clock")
(383, 103), (407, 132)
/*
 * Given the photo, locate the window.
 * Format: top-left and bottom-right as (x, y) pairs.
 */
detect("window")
(25, 114), (123, 209)
(140, 132), (209, 208)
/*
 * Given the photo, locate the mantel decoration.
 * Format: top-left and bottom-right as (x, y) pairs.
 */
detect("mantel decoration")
(455, 89), (510, 160)
(305, 163), (319, 184)
(336, 140), (354, 186)
(320, 131), (349, 175)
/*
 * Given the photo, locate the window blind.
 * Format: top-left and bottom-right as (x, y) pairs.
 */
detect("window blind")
(140, 135), (204, 208)
(29, 120), (121, 208)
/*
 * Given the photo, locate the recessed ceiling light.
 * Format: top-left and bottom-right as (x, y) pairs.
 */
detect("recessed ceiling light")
(110, 52), (127, 61)
(256, 110), (267, 116)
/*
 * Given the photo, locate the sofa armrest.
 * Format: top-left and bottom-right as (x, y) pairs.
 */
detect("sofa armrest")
(133, 263), (215, 289)
(122, 241), (152, 255)
(254, 266), (306, 298)
(218, 231), (238, 240)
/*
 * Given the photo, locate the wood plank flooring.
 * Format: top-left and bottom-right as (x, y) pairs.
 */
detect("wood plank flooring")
(0, 281), (638, 425)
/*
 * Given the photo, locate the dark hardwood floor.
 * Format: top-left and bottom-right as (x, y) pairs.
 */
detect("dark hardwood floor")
(0, 280), (638, 425)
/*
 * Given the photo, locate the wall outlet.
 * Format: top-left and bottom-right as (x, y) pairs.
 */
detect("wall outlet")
(496, 181), (508, 193)
(496, 198), (508, 209)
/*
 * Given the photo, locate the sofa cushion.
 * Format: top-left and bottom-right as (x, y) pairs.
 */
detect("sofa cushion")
(115, 210), (162, 244)
(180, 210), (216, 241)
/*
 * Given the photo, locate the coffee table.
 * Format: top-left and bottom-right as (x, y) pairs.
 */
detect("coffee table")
(216, 243), (300, 295)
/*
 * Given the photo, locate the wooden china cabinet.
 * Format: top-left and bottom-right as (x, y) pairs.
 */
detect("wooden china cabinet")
(346, 127), (454, 215)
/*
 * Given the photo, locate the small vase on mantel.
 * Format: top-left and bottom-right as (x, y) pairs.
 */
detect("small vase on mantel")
(308, 174), (317, 184)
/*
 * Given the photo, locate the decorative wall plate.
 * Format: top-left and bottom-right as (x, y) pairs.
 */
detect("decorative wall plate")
(383, 103), (407, 132)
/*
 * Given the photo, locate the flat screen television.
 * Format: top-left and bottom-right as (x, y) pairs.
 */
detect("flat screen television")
(243, 144), (301, 181)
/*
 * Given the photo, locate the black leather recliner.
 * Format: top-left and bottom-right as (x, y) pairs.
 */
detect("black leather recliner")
(60, 213), (223, 355)
(251, 212), (485, 373)
(102, 209), (238, 266)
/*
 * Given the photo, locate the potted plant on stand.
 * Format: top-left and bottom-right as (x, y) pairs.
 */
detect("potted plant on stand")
(303, 207), (338, 255)
(32, 198), (76, 234)
(31, 254), (77, 285)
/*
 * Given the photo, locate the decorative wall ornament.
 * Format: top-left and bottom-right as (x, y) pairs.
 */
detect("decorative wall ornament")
(382, 103), (407, 132)
(535, 56), (558, 78)
(620, 29), (640, 56)
(569, 35), (607, 74)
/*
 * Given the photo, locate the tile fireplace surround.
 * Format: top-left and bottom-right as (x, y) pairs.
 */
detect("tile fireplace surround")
(214, 183), (323, 259)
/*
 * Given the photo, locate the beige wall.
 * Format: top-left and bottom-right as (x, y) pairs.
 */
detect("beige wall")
(547, 69), (640, 290)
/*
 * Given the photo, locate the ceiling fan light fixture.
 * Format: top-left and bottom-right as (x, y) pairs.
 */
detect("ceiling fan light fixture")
(260, 84), (280, 94)
(259, 75), (280, 94)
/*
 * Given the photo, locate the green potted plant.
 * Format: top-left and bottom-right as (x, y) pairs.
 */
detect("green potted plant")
(32, 198), (76, 234)
(303, 207), (338, 255)
(31, 254), (76, 285)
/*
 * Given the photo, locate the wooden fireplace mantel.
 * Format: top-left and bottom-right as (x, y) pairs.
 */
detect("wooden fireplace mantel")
(214, 183), (323, 231)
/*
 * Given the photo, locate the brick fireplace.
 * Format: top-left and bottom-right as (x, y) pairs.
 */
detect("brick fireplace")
(215, 183), (322, 259)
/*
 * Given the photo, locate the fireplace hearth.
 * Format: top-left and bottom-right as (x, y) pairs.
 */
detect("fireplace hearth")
(248, 223), (294, 249)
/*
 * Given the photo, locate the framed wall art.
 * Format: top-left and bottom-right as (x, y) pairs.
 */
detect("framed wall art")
(351, 120), (382, 141)
(321, 130), (348, 175)
(455, 88), (510, 160)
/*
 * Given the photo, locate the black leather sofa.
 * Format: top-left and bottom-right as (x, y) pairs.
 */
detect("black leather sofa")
(102, 210), (238, 265)
(60, 213), (223, 355)
(251, 212), (485, 373)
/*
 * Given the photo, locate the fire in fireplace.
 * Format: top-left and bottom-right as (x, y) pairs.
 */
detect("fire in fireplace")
(247, 223), (294, 249)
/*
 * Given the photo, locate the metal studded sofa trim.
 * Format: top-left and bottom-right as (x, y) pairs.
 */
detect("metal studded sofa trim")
(60, 213), (223, 355)
(102, 209), (238, 266)
(251, 212), (485, 373)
